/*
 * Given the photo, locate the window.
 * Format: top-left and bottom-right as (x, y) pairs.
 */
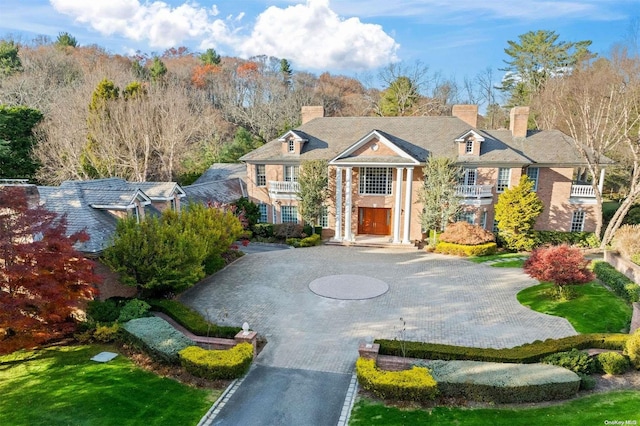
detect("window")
(481, 211), (488, 229)
(459, 168), (477, 186)
(526, 167), (539, 191)
(319, 205), (329, 228)
(258, 203), (268, 223)
(497, 168), (511, 192)
(457, 211), (475, 225)
(281, 205), (298, 223)
(288, 139), (295, 153)
(571, 210), (585, 232)
(465, 139), (473, 154)
(284, 165), (299, 182)
(492, 219), (499, 233)
(256, 164), (266, 187)
(359, 167), (393, 195)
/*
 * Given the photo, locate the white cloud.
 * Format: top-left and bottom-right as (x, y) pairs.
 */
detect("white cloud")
(235, 0), (399, 71)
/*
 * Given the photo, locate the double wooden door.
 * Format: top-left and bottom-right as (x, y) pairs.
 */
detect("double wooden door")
(358, 207), (391, 235)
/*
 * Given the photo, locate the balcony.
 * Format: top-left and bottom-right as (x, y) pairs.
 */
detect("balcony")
(570, 184), (596, 198)
(455, 184), (493, 198)
(268, 181), (300, 200)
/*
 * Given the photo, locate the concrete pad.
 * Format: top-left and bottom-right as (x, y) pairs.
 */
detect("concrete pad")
(90, 352), (118, 363)
(309, 274), (389, 300)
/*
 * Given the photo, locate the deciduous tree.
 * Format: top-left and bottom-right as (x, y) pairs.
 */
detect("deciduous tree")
(0, 186), (100, 353)
(494, 175), (543, 251)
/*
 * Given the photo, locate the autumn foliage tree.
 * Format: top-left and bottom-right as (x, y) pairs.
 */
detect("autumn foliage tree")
(524, 244), (595, 299)
(0, 186), (100, 354)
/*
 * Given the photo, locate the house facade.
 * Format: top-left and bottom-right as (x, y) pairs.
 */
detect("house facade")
(240, 105), (604, 244)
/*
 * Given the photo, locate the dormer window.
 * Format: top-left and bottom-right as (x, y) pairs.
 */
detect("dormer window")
(465, 139), (473, 154)
(288, 139), (295, 153)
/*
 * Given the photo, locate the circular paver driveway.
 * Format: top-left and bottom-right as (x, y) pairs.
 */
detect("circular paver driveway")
(179, 245), (576, 374)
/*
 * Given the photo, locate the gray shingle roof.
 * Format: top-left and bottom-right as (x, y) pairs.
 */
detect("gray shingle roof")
(193, 163), (247, 185)
(183, 178), (246, 205)
(240, 116), (598, 167)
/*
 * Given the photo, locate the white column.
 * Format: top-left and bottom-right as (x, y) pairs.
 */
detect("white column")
(344, 167), (353, 241)
(402, 167), (414, 244)
(393, 167), (404, 243)
(335, 167), (343, 241)
(598, 168), (606, 193)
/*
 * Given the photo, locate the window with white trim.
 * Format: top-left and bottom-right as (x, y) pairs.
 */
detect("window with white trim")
(571, 210), (585, 232)
(258, 203), (268, 223)
(281, 205), (298, 223)
(284, 165), (299, 182)
(465, 139), (473, 154)
(481, 211), (488, 229)
(459, 168), (477, 186)
(526, 167), (539, 191)
(319, 205), (329, 228)
(288, 139), (295, 153)
(497, 168), (511, 192)
(256, 164), (266, 187)
(359, 167), (393, 195)
(457, 211), (475, 225)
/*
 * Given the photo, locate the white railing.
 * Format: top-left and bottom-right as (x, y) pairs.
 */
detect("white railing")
(268, 181), (300, 193)
(570, 184), (596, 197)
(455, 184), (493, 198)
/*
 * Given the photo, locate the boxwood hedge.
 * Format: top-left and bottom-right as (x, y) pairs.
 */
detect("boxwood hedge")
(356, 358), (438, 402)
(179, 343), (253, 380)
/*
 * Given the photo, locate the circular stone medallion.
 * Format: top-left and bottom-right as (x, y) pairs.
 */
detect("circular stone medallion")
(309, 274), (389, 300)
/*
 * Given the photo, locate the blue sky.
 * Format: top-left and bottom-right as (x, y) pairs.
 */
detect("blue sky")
(0, 0), (638, 81)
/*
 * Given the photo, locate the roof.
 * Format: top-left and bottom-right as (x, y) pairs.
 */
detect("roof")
(193, 163), (247, 185)
(240, 115), (603, 167)
(183, 178), (246, 205)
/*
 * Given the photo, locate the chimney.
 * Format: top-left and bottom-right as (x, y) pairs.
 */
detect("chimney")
(509, 106), (530, 138)
(452, 104), (478, 128)
(301, 106), (324, 124)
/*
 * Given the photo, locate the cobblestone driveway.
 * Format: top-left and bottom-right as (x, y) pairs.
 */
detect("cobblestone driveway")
(180, 245), (576, 374)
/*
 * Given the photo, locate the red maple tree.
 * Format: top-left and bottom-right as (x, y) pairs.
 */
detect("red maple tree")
(0, 186), (100, 353)
(524, 244), (595, 294)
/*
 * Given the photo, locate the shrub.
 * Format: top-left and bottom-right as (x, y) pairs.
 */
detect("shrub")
(540, 349), (595, 374)
(376, 334), (629, 363)
(273, 223), (304, 239)
(422, 359), (580, 403)
(179, 343), (253, 380)
(252, 223), (274, 239)
(122, 317), (194, 363)
(299, 233), (322, 247)
(356, 358), (438, 402)
(147, 299), (241, 338)
(593, 261), (640, 303)
(596, 351), (630, 375)
(439, 222), (495, 245)
(93, 323), (121, 342)
(286, 238), (301, 247)
(524, 245), (594, 298)
(625, 329), (640, 369)
(117, 299), (151, 323)
(494, 175), (543, 251)
(613, 224), (640, 259)
(533, 231), (599, 248)
(578, 373), (596, 390)
(434, 241), (497, 257)
(87, 299), (121, 323)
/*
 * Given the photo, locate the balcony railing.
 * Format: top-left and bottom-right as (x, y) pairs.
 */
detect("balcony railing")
(455, 184), (493, 198)
(570, 184), (595, 198)
(268, 181), (300, 193)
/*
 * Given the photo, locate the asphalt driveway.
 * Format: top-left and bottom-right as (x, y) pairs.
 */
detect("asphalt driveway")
(180, 245), (577, 374)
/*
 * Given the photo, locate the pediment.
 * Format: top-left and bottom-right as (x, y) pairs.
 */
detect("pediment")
(329, 130), (420, 165)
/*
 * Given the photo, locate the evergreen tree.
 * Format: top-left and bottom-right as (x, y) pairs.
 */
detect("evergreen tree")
(200, 48), (221, 65)
(218, 127), (263, 163)
(297, 160), (328, 232)
(378, 76), (419, 116)
(149, 56), (167, 83)
(494, 175), (544, 251)
(0, 105), (43, 179)
(0, 39), (22, 77)
(55, 32), (78, 48)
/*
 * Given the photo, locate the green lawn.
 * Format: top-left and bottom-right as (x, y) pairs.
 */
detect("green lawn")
(349, 392), (640, 425)
(0, 344), (220, 426)
(467, 253), (526, 264)
(517, 282), (632, 333)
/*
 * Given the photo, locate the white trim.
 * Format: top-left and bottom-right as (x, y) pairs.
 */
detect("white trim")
(454, 130), (485, 143)
(402, 167), (413, 244)
(278, 130), (308, 142)
(393, 167), (403, 243)
(329, 130), (420, 165)
(344, 167), (353, 241)
(335, 167), (343, 241)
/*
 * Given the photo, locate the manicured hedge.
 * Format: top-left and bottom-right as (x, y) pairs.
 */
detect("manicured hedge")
(420, 359), (580, 403)
(122, 317), (194, 363)
(376, 334), (629, 364)
(286, 233), (322, 247)
(356, 358), (438, 402)
(533, 231), (599, 248)
(179, 343), (253, 380)
(596, 352), (630, 375)
(434, 241), (497, 257)
(593, 261), (640, 303)
(148, 299), (241, 338)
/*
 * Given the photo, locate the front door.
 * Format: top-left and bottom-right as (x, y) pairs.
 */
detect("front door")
(358, 208), (391, 235)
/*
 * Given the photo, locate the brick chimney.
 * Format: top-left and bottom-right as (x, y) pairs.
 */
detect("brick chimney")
(301, 106), (324, 124)
(509, 106), (530, 138)
(452, 104), (478, 128)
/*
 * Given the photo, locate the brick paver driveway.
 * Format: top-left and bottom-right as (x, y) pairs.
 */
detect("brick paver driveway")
(180, 245), (576, 374)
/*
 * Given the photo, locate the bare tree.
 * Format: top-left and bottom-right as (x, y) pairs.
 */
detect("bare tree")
(534, 53), (640, 247)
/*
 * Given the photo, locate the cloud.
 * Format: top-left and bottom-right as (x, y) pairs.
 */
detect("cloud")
(50, 0), (225, 48)
(235, 0), (399, 71)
